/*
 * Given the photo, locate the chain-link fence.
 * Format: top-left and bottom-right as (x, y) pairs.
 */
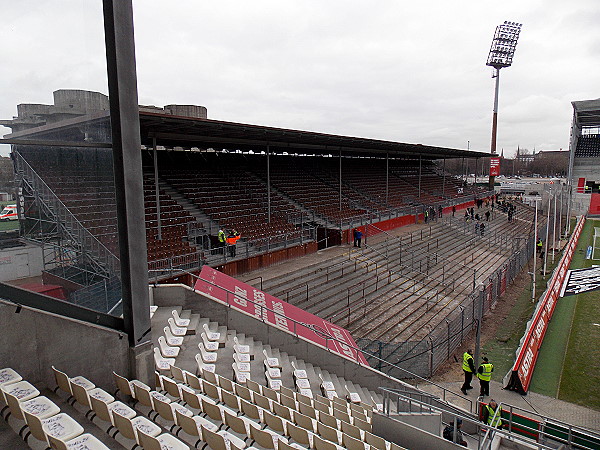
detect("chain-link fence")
(357, 232), (538, 378)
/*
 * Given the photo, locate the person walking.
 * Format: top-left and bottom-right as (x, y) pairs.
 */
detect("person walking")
(477, 357), (494, 397)
(485, 210), (490, 222)
(537, 238), (543, 254)
(482, 399), (504, 429)
(461, 350), (475, 395)
(353, 228), (363, 248)
(452, 205), (456, 217)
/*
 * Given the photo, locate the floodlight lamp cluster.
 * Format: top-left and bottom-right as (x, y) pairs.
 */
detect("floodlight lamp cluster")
(486, 21), (522, 69)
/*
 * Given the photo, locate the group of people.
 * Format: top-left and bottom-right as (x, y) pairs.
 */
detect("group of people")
(424, 205), (442, 223)
(461, 349), (494, 397)
(442, 350), (503, 445)
(218, 228), (241, 257)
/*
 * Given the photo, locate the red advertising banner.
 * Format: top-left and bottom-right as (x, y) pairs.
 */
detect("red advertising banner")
(194, 266), (369, 366)
(506, 216), (586, 394)
(490, 157), (501, 177)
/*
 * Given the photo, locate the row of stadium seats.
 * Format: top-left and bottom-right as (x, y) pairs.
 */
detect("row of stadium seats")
(147, 305), (401, 449)
(575, 134), (600, 157)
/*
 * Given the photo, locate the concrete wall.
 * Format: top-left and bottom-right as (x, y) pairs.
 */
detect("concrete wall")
(0, 299), (130, 391)
(152, 284), (425, 395)
(373, 413), (459, 449)
(0, 242), (43, 282)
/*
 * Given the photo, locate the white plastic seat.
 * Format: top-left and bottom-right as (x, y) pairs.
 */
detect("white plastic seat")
(233, 336), (250, 354)
(234, 352), (251, 363)
(262, 349), (280, 368)
(158, 336), (180, 357)
(201, 332), (220, 351)
(202, 323), (221, 341)
(345, 386), (361, 403)
(296, 378), (311, 390)
(41, 412), (85, 445)
(49, 432), (110, 450)
(139, 429), (190, 450)
(266, 367), (281, 379)
(202, 424), (246, 450)
(299, 388), (313, 399)
(0, 368), (22, 388)
(196, 354), (216, 375)
(164, 326), (184, 346)
(291, 361), (308, 379)
(265, 375), (282, 391)
(198, 342), (218, 363)
(232, 362), (251, 384)
(2, 380), (40, 402)
(168, 318), (187, 336)
(233, 354), (251, 371)
(172, 309), (190, 327)
(70, 376), (94, 391)
(113, 410), (161, 444)
(112, 371), (150, 400)
(154, 347), (175, 371)
(21, 395), (61, 420)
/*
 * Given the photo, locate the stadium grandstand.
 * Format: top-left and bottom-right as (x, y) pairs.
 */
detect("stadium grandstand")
(1, 3), (599, 450)
(568, 98), (600, 217)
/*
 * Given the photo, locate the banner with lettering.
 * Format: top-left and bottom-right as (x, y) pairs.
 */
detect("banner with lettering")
(194, 266), (369, 365)
(505, 216), (586, 394)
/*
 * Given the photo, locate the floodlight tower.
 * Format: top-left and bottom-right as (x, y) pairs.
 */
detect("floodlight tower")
(486, 21), (522, 190)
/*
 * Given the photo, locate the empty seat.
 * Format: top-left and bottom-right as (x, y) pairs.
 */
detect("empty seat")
(158, 336), (180, 358)
(168, 318), (187, 337)
(164, 326), (184, 346)
(172, 309), (190, 327)
(154, 347), (176, 371)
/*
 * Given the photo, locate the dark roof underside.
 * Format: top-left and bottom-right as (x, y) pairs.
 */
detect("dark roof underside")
(139, 112), (488, 160)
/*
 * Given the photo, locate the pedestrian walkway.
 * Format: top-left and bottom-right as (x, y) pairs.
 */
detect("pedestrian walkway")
(419, 380), (600, 432)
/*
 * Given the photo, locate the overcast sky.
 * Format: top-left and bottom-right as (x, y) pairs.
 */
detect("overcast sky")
(1, 0), (599, 158)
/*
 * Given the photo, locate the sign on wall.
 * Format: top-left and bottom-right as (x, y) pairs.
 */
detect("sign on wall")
(194, 266), (369, 365)
(561, 266), (600, 297)
(490, 157), (501, 177)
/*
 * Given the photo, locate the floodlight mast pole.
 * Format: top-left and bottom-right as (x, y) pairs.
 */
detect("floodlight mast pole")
(486, 21), (522, 191)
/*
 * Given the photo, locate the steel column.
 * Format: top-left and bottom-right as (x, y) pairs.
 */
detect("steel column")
(152, 137), (162, 240)
(103, 0), (151, 347)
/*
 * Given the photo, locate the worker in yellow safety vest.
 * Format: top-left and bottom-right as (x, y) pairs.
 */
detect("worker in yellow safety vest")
(461, 349), (475, 395)
(218, 228), (226, 254)
(477, 356), (494, 397)
(482, 399), (504, 428)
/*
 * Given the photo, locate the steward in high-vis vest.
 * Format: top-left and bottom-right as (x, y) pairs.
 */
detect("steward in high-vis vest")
(482, 400), (503, 428)
(477, 357), (494, 397)
(218, 228), (226, 254)
(461, 350), (476, 395)
(226, 230), (241, 258)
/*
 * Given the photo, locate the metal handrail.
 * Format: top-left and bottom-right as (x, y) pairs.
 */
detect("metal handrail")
(14, 151), (120, 277)
(380, 388), (600, 450)
(183, 269), (471, 412)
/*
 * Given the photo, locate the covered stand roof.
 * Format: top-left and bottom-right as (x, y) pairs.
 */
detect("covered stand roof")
(139, 112), (488, 160)
(572, 98), (600, 128)
(3, 108), (490, 160)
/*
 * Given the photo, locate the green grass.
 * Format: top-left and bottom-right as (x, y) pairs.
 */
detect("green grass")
(558, 219), (600, 409)
(482, 282), (537, 378)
